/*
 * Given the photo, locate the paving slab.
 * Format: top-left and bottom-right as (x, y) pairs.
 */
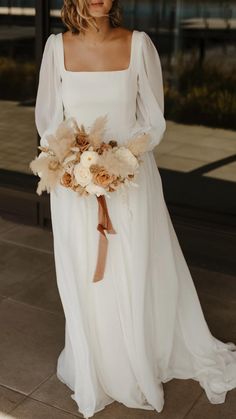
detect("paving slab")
(0, 299), (64, 394)
(0, 241), (53, 297)
(184, 388), (236, 419)
(0, 223), (53, 253)
(31, 374), (81, 417)
(10, 398), (80, 419)
(0, 385), (26, 415)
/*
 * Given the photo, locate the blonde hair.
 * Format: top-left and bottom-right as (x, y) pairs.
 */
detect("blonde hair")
(61, 0), (122, 34)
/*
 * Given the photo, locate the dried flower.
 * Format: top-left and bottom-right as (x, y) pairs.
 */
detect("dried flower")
(48, 159), (60, 170)
(96, 142), (112, 155)
(80, 150), (99, 168)
(90, 164), (102, 174)
(93, 167), (117, 188)
(75, 127), (90, 152)
(74, 163), (93, 186)
(108, 140), (118, 148)
(60, 172), (73, 188)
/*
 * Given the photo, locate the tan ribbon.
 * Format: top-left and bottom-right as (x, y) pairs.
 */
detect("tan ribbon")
(93, 195), (117, 282)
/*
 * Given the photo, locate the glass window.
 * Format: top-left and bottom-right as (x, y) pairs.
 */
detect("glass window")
(0, 0), (36, 174)
(129, 1), (236, 217)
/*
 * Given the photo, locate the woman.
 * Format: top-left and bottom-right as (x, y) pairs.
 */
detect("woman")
(34, 1), (236, 418)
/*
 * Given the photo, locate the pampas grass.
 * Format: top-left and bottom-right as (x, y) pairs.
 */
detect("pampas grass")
(88, 114), (108, 148)
(29, 155), (63, 195)
(47, 118), (77, 163)
(47, 135), (74, 163)
(125, 132), (150, 156)
(99, 149), (136, 178)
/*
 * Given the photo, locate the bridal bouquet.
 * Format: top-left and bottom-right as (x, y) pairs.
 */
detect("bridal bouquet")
(29, 114), (150, 282)
(29, 114), (150, 198)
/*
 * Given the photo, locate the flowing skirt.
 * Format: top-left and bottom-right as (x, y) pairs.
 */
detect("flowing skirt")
(50, 151), (236, 418)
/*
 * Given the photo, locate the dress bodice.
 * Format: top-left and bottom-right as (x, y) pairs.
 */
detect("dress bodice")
(35, 29), (166, 153)
(56, 31), (139, 144)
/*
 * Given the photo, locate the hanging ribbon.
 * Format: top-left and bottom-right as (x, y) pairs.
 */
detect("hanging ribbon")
(93, 195), (117, 282)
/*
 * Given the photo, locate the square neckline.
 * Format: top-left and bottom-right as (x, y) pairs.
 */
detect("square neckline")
(60, 30), (136, 74)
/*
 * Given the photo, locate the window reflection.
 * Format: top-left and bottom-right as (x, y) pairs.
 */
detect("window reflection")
(126, 1), (236, 184)
(0, 0), (36, 173)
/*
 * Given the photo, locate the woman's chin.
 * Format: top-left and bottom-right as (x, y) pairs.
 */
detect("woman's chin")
(89, 5), (105, 12)
(89, 12), (107, 19)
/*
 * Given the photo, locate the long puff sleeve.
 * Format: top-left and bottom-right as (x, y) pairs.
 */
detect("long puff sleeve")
(35, 34), (64, 149)
(133, 31), (166, 152)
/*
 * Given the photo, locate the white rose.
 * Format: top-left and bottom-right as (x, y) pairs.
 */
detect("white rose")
(114, 147), (139, 172)
(85, 182), (106, 197)
(80, 150), (99, 168)
(74, 163), (93, 186)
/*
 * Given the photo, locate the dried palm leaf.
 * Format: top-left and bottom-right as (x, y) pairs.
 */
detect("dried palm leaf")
(29, 155), (62, 195)
(89, 114), (108, 148)
(43, 117), (78, 163)
(99, 150), (136, 178)
(55, 117), (79, 139)
(125, 132), (150, 156)
(47, 134), (75, 164)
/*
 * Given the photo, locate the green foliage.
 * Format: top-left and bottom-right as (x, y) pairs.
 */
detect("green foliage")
(164, 55), (236, 130)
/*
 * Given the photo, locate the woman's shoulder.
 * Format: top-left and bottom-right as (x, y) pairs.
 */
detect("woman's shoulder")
(135, 30), (152, 41)
(42, 33), (63, 70)
(46, 32), (57, 42)
(45, 32), (63, 46)
(111, 27), (145, 49)
(43, 32), (58, 52)
(134, 30), (157, 52)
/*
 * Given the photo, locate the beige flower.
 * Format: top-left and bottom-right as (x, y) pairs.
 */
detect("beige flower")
(75, 129), (90, 152)
(74, 162), (93, 186)
(93, 167), (117, 188)
(80, 150), (99, 168)
(96, 142), (112, 155)
(60, 172), (73, 188)
(89, 164), (102, 174)
(48, 159), (60, 170)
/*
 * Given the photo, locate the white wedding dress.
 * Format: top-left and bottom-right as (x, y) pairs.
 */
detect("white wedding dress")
(34, 29), (236, 418)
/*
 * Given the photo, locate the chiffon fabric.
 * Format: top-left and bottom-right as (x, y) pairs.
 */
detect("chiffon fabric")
(34, 29), (236, 419)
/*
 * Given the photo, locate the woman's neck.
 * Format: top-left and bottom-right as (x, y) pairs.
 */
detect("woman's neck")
(78, 18), (114, 44)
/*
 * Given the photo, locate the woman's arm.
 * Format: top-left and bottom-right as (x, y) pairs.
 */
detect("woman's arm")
(133, 31), (166, 152)
(35, 34), (64, 148)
